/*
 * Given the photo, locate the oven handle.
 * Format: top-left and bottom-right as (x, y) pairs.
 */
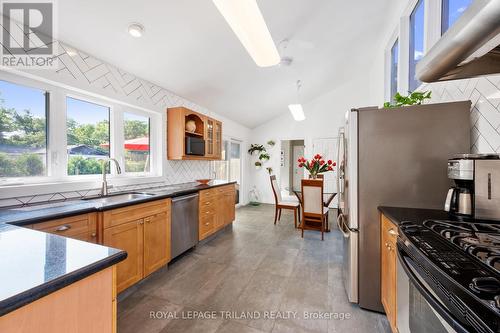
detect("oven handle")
(396, 242), (470, 333)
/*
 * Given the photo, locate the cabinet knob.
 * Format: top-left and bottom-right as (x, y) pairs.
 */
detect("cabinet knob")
(205, 222), (210, 226)
(139, 221), (144, 225)
(91, 232), (96, 237)
(388, 228), (397, 236)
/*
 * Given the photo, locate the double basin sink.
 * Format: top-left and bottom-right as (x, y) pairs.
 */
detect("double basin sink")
(81, 192), (155, 205)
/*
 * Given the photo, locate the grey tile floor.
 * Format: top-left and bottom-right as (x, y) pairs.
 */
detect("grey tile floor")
(118, 204), (390, 333)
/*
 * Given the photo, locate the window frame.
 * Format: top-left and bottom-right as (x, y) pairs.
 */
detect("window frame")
(0, 74), (52, 184)
(384, 29), (400, 102)
(122, 109), (153, 176)
(65, 94), (113, 178)
(408, 0), (424, 92)
(385, 0), (447, 96)
(0, 70), (163, 189)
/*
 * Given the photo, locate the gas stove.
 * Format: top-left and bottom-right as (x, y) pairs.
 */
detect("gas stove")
(398, 220), (500, 332)
(422, 220), (500, 274)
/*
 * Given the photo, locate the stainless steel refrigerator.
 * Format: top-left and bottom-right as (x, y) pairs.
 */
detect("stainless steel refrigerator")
(336, 101), (471, 312)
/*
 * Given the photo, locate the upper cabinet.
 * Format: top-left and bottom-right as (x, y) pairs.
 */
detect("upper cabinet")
(167, 107), (222, 160)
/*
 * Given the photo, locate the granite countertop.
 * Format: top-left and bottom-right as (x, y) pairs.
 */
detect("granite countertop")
(0, 180), (236, 226)
(0, 223), (126, 316)
(0, 180), (235, 316)
(378, 206), (451, 227)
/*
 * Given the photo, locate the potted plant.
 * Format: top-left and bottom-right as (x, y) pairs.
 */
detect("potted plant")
(255, 161), (262, 170)
(259, 152), (270, 161)
(248, 144), (266, 155)
(383, 91), (432, 108)
(297, 154), (336, 179)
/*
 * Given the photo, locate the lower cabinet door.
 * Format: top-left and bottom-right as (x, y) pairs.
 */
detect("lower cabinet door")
(143, 212), (170, 277)
(103, 219), (144, 293)
(224, 190), (236, 225)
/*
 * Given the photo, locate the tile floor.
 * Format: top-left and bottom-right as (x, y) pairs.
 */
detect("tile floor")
(118, 204), (390, 333)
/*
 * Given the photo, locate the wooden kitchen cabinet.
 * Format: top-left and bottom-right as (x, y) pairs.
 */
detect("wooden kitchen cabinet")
(101, 199), (171, 293)
(199, 184), (236, 241)
(0, 267), (116, 333)
(29, 213), (97, 243)
(103, 219), (144, 292)
(144, 211), (171, 277)
(380, 213), (398, 333)
(167, 107), (222, 160)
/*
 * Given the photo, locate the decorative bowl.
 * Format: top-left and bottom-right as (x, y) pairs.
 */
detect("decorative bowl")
(196, 179), (211, 185)
(185, 120), (196, 133)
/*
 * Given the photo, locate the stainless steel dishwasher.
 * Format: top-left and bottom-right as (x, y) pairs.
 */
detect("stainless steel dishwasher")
(171, 193), (199, 259)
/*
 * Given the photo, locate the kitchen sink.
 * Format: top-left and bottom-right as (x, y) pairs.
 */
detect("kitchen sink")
(82, 192), (155, 204)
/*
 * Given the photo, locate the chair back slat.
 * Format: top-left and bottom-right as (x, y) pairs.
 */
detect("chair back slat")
(270, 175), (282, 203)
(301, 179), (323, 215)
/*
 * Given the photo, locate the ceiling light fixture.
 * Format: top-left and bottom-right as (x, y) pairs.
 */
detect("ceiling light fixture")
(212, 0), (280, 67)
(288, 80), (306, 121)
(128, 23), (145, 38)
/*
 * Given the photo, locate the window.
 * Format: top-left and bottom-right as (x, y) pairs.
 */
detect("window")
(66, 97), (110, 175)
(441, 0), (472, 34)
(409, 0), (424, 92)
(0, 80), (48, 178)
(390, 39), (399, 101)
(123, 112), (150, 173)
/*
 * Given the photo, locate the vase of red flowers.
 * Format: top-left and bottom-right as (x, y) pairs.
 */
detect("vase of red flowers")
(297, 154), (336, 178)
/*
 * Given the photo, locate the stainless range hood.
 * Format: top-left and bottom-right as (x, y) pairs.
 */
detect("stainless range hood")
(416, 0), (500, 82)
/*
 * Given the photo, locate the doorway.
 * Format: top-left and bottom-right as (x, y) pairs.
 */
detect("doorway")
(280, 139), (304, 199)
(212, 139), (242, 203)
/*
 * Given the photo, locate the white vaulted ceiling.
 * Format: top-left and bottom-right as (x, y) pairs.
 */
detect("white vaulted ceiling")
(58, 0), (394, 128)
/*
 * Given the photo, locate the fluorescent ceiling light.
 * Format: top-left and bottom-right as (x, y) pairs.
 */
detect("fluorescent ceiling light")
(288, 104), (306, 121)
(128, 23), (144, 38)
(212, 0), (280, 67)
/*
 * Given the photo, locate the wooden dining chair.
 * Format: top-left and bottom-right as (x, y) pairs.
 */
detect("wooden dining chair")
(270, 175), (300, 228)
(301, 179), (329, 241)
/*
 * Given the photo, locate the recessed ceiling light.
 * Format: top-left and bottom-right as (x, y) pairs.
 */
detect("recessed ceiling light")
(212, 0), (280, 67)
(288, 104), (306, 121)
(128, 23), (144, 38)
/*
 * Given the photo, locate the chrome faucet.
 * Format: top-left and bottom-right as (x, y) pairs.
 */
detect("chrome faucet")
(100, 158), (122, 196)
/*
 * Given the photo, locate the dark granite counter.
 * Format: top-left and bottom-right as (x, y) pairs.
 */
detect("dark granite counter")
(0, 223), (126, 316)
(0, 180), (236, 226)
(377, 206), (500, 228)
(378, 206), (451, 227)
(0, 180), (234, 316)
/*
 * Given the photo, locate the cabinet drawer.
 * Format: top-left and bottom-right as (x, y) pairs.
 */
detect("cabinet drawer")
(199, 214), (215, 240)
(216, 185), (235, 194)
(102, 199), (170, 229)
(33, 213), (96, 239)
(199, 189), (217, 200)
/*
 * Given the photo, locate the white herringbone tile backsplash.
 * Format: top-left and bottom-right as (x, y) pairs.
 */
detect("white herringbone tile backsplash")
(421, 74), (500, 153)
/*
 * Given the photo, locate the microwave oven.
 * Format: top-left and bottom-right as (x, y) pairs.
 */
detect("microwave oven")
(185, 136), (205, 156)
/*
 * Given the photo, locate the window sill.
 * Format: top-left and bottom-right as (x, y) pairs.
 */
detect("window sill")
(0, 175), (165, 200)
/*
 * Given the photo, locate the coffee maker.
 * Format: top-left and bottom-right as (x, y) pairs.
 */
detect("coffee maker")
(445, 153), (500, 220)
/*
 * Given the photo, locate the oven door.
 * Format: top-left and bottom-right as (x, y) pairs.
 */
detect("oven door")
(396, 243), (469, 333)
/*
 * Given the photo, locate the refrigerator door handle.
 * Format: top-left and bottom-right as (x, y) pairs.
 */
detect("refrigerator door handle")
(337, 213), (350, 238)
